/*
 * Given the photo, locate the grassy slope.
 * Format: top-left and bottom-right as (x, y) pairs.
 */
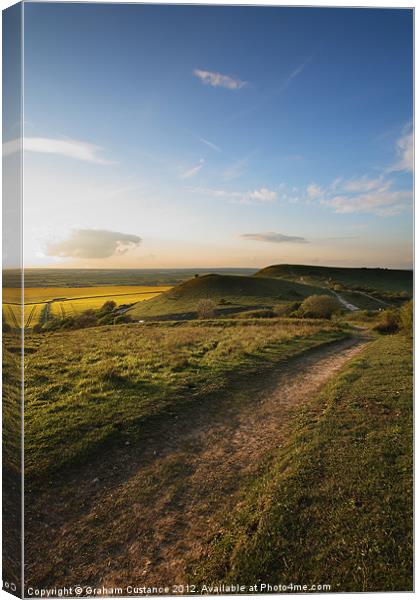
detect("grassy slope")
(23, 319), (346, 482)
(255, 264), (413, 294)
(337, 290), (387, 310)
(192, 334), (413, 592)
(128, 274), (331, 318)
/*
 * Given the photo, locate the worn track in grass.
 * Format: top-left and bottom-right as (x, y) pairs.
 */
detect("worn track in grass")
(25, 335), (369, 591)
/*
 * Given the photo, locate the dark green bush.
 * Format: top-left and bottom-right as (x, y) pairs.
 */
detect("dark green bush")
(298, 295), (341, 319)
(374, 309), (401, 334)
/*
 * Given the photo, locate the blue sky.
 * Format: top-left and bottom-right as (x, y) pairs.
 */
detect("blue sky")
(7, 3), (413, 268)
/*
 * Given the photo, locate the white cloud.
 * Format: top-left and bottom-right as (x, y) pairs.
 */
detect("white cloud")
(199, 137), (222, 152)
(240, 232), (307, 243)
(342, 175), (389, 193)
(46, 229), (142, 259)
(283, 124), (413, 217)
(3, 136), (115, 164)
(246, 188), (277, 203)
(193, 69), (247, 90)
(190, 186), (277, 205)
(179, 158), (205, 179)
(390, 128), (413, 172)
(307, 183), (323, 199)
(320, 189), (412, 216)
(277, 164), (411, 217)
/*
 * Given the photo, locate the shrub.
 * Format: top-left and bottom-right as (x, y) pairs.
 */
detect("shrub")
(73, 310), (98, 329)
(98, 300), (117, 315)
(298, 295), (341, 319)
(197, 298), (216, 319)
(274, 302), (301, 317)
(374, 309), (401, 334)
(114, 314), (133, 324)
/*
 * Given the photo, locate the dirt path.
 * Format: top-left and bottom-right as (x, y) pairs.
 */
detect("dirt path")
(332, 290), (359, 311)
(26, 336), (369, 591)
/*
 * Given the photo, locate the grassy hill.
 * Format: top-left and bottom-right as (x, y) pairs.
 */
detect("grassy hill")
(255, 264), (413, 294)
(127, 273), (331, 319)
(21, 319), (345, 481)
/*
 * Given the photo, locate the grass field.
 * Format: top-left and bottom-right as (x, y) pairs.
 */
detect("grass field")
(191, 334), (413, 592)
(21, 319), (347, 482)
(9, 265), (411, 591)
(2, 285), (170, 329)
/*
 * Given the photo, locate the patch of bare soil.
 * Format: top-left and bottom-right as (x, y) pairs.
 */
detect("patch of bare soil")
(25, 337), (368, 591)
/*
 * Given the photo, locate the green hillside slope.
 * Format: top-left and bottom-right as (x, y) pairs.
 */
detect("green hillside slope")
(255, 264), (413, 294)
(128, 274), (331, 319)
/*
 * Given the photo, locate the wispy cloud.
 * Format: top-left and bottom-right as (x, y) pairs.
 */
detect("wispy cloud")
(278, 172), (411, 217)
(281, 125), (413, 217)
(320, 188), (412, 217)
(193, 69), (247, 90)
(388, 126), (413, 172)
(240, 232), (307, 243)
(46, 229), (142, 259)
(190, 186), (277, 205)
(306, 183), (323, 199)
(3, 137), (115, 165)
(199, 137), (222, 152)
(280, 61), (308, 90)
(342, 175), (387, 193)
(179, 158), (205, 179)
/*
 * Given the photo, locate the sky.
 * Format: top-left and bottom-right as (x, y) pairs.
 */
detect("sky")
(4, 3), (414, 269)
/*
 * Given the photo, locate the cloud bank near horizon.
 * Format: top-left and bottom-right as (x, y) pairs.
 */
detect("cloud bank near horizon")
(240, 232), (307, 244)
(46, 229), (142, 259)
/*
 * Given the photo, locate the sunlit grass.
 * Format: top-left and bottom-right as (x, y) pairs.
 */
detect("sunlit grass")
(21, 319), (347, 482)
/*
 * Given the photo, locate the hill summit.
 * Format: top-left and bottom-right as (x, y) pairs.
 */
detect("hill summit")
(255, 264), (413, 293)
(128, 273), (330, 319)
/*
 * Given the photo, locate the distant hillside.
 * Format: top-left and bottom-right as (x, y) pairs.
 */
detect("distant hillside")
(2, 267), (256, 288)
(128, 273), (331, 319)
(255, 264), (413, 294)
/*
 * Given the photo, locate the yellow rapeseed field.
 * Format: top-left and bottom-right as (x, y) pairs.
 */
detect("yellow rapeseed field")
(2, 285), (170, 328)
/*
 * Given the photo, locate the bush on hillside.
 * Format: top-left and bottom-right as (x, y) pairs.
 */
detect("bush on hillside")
(274, 302), (301, 317)
(373, 300), (413, 336)
(298, 295), (341, 319)
(33, 305), (134, 333)
(197, 298), (216, 319)
(98, 300), (117, 315)
(374, 308), (401, 334)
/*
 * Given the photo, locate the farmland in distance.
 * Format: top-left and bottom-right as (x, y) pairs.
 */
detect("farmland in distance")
(2, 285), (171, 329)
